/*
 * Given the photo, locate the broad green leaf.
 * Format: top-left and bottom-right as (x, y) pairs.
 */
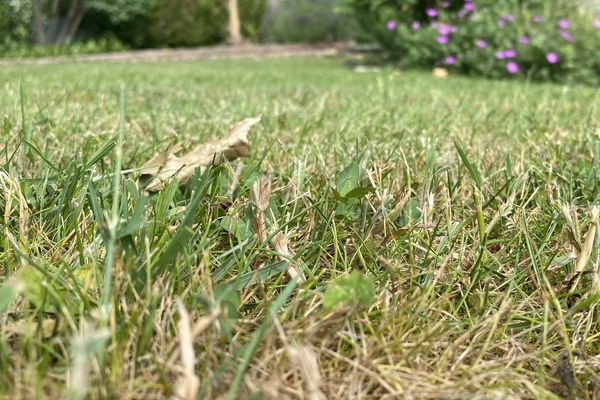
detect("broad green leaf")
(335, 201), (351, 217)
(214, 285), (241, 339)
(336, 161), (360, 198)
(221, 216), (253, 241)
(214, 285), (240, 321)
(17, 266), (50, 311)
(323, 271), (375, 310)
(398, 198), (422, 227)
(0, 278), (24, 313)
(17, 265), (80, 313)
(551, 256), (575, 267)
(344, 186), (374, 200)
(322, 285), (350, 309)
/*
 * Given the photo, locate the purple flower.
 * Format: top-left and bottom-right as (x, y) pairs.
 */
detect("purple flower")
(476, 39), (487, 49)
(441, 1), (451, 8)
(438, 24), (455, 35)
(558, 19), (570, 30)
(463, 1), (475, 12)
(498, 14), (515, 27)
(506, 61), (520, 74)
(546, 52), (559, 64)
(411, 21), (421, 31)
(386, 20), (397, 30)
(496, 49), (517, 59)
(594, 19), (600, 29)
(532, 15), (542, 23)
(495, 49), (517, 60)
(559, 30), (573, 42)
(444, 55), (456, 65)
(518, 35), (530, 44)
(436, 35), (449, 44)
(426, 8), (438, 17)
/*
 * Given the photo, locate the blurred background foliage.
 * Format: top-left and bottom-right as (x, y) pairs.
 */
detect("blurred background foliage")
(340, 0), (600, 84)
(0, 0), (356, 56)
(261, 0), (359, 43)
(0, 0), (598, 85)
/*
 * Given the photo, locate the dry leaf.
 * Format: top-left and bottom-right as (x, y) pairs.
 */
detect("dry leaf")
(139, 144), (182, 178)
(433, 68), (449, 79)
(574, 206), (599, 276)
(251, 176), (306, 283)
(252, 175), (271, 244)
(174, 300), (199, 400)
(141, 116), (261, 191)
(166, 307), (220, 368)
(287, 345), (326, 400)
(565, 207), (599, 292)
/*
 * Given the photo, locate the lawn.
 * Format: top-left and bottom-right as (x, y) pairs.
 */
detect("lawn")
(1, 57), (600, 399)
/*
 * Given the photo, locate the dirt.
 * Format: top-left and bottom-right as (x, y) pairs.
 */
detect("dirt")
(0, 42), (353, 65)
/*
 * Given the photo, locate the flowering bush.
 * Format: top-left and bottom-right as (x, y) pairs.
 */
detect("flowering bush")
(342, 0), (600, 84)
(261, 0), (358, 43)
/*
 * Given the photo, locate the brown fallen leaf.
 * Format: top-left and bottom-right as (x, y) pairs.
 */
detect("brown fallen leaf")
(251, 176), (306, 283)
(433, 67), (449, 79)
(174, 300), (199, 400)
(566, 206), (599, 293)
(140, 116), (261, 191)
(139, 144), (182, 179)
(287, 345), (326, 400)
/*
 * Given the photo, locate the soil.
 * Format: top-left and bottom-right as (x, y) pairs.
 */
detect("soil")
(0, 42), (353, 65)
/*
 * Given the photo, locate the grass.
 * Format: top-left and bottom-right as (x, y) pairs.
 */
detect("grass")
(1, 56), (600, 399)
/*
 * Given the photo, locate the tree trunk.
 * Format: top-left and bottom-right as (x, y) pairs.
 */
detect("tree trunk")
(64, 7), (86, 41)
(227, 0), (243, 45)
(50, 0), (61, 41)
(56, 0), (87, 44)
(32, 0), (47, 45)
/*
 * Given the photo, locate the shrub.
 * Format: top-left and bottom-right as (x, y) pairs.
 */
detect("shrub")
(118, 0), (266, 48)
(0, 35), (128, 59)
(261, 0), (358, 43)
(142, 0), (227, 47)
(0, 0), (267, 53)
(240, 0), (268, 41)
(0, 0), (31, 45)
(342, 0), (600, 84)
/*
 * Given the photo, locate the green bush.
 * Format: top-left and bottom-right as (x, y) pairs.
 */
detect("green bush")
(142, 0), (227, 47)
(240, 0), (268, 41)
(342, 0), (600, 84)
(0, 0), (267, 54)
(118, 0), (266, 48)
(0, 0), (31, 45)
(0, 35), (128, 58)
(262, 0), (358, 43)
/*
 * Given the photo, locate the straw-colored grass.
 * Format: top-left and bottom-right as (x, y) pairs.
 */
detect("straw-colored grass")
(1, 57), (599, 399)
